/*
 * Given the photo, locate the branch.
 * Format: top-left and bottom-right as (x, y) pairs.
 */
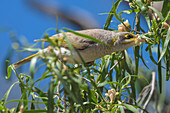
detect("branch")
(105, 57), (124, 79)
(141, 72), (156, 113)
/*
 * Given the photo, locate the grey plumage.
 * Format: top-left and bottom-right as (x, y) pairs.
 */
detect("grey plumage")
(11, 29), (141, 68)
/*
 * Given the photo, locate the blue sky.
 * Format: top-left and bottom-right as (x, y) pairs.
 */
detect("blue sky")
(0, 0), (169, 108)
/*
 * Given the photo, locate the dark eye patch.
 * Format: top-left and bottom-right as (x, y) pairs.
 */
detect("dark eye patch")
(126, 34), (134, 39)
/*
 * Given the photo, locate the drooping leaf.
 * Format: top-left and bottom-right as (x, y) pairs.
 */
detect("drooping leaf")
(158, 28), (170, 62)
(63, 28), (107, 45)
(122, 103), (139, 113)
(2, 81), (19, 103)
(148, 6), (164, 21)
(136, 0), (151, 28)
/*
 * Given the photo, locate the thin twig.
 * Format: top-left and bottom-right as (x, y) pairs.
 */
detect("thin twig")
(134, 14), (138, 32)
(105, 57), (124, 79)
(75, 74), (91, 82)
(123, 22), (143, 34)
(136, 85), (151, 104)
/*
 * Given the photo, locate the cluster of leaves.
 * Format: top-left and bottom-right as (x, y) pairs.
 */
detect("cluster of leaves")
(1, 0), (169, 112)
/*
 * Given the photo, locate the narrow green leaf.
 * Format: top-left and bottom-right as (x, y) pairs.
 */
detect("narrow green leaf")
(143, 12), (151, 29)
(29, 57), (38, 76)
(21, 88), (28, 110)
(100, 57), (110, 82)
(47, 79), (54, 113)
(45, 34), (56, 46)
(63, 28), (107, 45)
(158, 43), (162, 93)
(134, 46), (140, 75)
(125, 50), (136, 101)
(149, 48), (158, 65)
(166, 54), (170, 81)
(5, 99), (47, 105)
(33, 87), (48, 101)
(97, 81), (121, 87)
(119, 9), (140, 18)
(158, 28), (170, 62)
(104, 6), (115, 30)
(161, 0), (169, 17)
(148, 6), (164, 20)
(115, 0), (122, 11)
(136, 0), (151, 28)
(140, 44), (149, 69)
(118, 101), (125, 113)
(6, 65), (12, 79)
(139, 55), (149, 69)
(23, 110), (47, 113)
(122, 103), (139, 113)
(124, 50), (134, 74)
(104, 0), (122, 29)
(62, 31), (74, 56)
(2, 81), (19, 103)
(31, 97), (35, 110)
(121, 73), (131, 89)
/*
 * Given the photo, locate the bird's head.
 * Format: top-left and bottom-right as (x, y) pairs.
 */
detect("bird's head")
(112, 32), (144, 51)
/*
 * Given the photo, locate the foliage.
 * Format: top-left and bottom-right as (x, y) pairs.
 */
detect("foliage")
(1, 0), (170, 112)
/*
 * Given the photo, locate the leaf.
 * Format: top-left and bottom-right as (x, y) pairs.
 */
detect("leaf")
(5, 99), (47, 105)
(97, 80), (121, 87)
(161, 0), (169, 17)
(139, 44), (149, 69)
(2, 81), (19, 103)
(148, 6), (164, 21)
(63, 28), (107, 45)
(134, 46), (140, 75)
(6, 65), (12, 79)
(104, 0), (122, 29)
(118, 101), (125, 113)
(143, 13), (151, 29)
(122, 103), (139, 113)
(158, 28), (170, 62)
(62, 31), (74, 56)
(22, 110), (48, 113)
(47, 79), (54, 113)
(149, 47), (158, 65)
(29, 57), (38, 76)
(21, 88), (28, 110)
(124, 50), (134, 75)
(136, 0), (151, 28)
(119, 9), (140, 17)
(158, 43), (162, 93)
(166, 54), (170, 81)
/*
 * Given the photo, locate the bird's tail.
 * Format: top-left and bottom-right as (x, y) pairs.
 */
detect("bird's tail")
(11, 52), (40, 69)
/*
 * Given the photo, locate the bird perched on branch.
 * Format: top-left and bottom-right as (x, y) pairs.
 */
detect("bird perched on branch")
(10, 29), (144, 68)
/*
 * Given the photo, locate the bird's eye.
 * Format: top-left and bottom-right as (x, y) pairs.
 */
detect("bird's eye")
(125, 34), (134, 39)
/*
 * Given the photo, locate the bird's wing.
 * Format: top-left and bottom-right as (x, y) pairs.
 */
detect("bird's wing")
(34, 29), (108, 50)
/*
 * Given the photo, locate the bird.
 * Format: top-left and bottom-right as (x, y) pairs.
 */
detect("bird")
(10, 29), (144, 69)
